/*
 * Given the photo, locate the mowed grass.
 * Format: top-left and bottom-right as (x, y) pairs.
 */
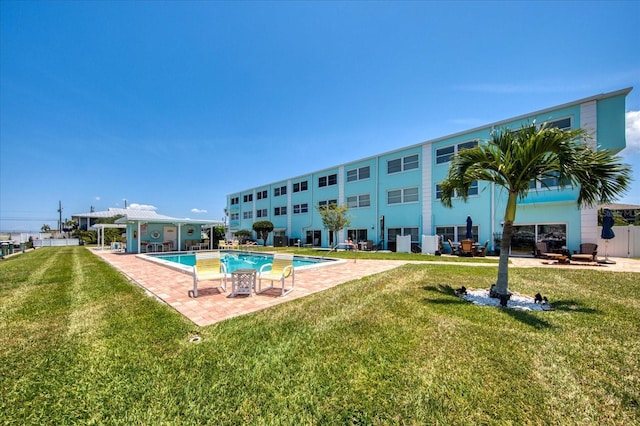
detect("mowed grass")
(1, 247), (638, 425)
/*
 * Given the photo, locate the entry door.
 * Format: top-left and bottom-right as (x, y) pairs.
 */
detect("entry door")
(164, 226), (177, 250)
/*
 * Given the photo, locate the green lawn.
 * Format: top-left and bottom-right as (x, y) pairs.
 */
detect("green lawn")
(1, 247), (638, 425)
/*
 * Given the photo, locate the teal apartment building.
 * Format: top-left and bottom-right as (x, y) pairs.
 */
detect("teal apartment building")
(226, 88), (631, 254)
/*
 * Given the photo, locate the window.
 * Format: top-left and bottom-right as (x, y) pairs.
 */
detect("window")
(293, 181), (308, 192)
(435, 181), (478, 199)
(529, 171), (570, 190)
(257, 209), (267, 218)
(404, 187), (419, 202)
(319, 173), (337, 187)
(387, 187), (419, 204)
(435, 226), (478, 243)
(274, 206), (287, 216)
(436, 141), (478, 164)
(306, 230), (321, 246)
(293, 203), (309, 214)
(318, 199), (338, 207)
(347, 194), (370, 208)
(230, 197), (239, 205)
(511, 224), (566, 255)
(243, 194), (253, 202)
(230, 213), (239, 220)
(546, 117), (572, 130)
(435, 146), (455, 164)
(243, 211), (253, 219)
(347, 166), (370, 182)
(435, 226), (455, 243)
(387, 158), (402, 174)
(388, 227), (419, 251)
(403, 154), (419, 170)
(257, 190), (268, 200)
(387, 154), (418, 174)
(274, 185), (287, 197)
(347, 229), (368, 242)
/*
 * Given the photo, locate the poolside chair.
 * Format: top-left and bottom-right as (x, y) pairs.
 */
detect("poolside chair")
(189, 252), (228, 298)
(257, 253), (295, 296)
(571, 243), (598, 262)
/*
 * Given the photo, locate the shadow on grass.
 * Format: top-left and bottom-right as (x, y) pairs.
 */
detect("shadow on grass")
(550, 300), (601, 315)
(421, 284), (471, 306)
(498, 308), (554, 329)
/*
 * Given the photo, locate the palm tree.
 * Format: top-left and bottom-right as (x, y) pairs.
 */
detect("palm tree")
(440, 122), (630, 298)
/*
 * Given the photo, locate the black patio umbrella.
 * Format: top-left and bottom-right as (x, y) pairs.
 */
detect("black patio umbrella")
(465, 216), (473, 239)
(601, 208), (615, 263)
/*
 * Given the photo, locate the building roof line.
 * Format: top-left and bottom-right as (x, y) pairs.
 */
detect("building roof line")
(228, 87), (633, 194)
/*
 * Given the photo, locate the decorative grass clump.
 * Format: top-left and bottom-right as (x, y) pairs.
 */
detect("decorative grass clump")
(1, 247), (638, 425)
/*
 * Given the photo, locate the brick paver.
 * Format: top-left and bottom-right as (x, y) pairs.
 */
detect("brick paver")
(91, 249), (406, 326)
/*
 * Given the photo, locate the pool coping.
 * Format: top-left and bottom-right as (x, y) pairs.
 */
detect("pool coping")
(137, 250), (346, 274)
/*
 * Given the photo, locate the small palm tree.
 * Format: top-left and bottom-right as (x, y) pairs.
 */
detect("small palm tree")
(440, 122), (630, 297)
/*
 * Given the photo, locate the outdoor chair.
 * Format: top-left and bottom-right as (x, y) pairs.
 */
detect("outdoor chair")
(571, 243), (598, 262)
(476, 240), (489, 257)
(218, 240), (229, 249)
(447, 239), (459, 255)
(459, 239), (475, 256)
(534, 241), (548, 258)
(257, 253), (295, 296)
(189, 252), (228, 298)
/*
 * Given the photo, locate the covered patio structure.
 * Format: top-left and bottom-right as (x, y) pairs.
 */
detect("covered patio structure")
(114, 210), (224, 253)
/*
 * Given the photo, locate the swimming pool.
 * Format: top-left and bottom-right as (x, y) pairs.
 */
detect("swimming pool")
(140, 251), (339, 273)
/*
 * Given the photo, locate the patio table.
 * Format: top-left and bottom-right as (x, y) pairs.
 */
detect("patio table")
(231, 269), (256, 297)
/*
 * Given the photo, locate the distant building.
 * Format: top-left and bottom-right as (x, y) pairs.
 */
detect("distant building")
(73, 207), (224, 253)
(226, 88), (632, 254)
(73, 207), (131, 230)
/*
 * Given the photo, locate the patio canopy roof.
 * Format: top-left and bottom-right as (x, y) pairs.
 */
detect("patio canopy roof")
(114, 210), (224, 226)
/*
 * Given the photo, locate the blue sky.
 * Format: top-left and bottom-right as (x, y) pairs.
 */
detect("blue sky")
(1, 1), (639, 232)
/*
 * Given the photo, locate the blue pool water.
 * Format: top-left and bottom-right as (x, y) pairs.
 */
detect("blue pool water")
(151, 251), (331, 272)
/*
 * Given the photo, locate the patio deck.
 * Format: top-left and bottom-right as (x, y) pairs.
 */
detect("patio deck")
(91, 249), (407, 326)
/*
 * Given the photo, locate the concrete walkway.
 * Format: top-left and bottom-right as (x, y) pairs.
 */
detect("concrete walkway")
(90, 249), (639, 326)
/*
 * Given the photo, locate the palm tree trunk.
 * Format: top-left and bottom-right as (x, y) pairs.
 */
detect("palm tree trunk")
(494, 192), (518, 295)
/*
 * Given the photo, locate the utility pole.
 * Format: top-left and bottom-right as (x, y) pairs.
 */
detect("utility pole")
(58, 201), (63, 232)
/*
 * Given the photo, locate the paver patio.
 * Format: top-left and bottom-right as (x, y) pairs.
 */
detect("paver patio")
(91, 249), (407, 326)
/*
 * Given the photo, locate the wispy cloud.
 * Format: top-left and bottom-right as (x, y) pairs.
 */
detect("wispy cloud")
(128, 203), (157, 211)
(191, 208), (208, 214)
(625, 111), (640, 154)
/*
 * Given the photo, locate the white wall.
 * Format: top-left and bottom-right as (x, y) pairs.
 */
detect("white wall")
(596, 226), (639, 258)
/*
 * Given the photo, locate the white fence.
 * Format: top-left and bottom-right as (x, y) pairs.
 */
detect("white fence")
(596, 226), (639, 258)
(33, 238), (80, 247)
